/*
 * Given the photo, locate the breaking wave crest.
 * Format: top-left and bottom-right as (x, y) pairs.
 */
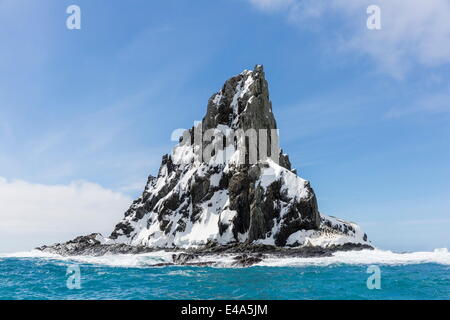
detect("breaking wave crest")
(1, 248), (449, 268)
(258, 248), (450, 267)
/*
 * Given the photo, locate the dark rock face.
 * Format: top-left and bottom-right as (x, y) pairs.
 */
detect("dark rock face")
(232, 254), (264, 267)
(38, 65), (371, 257)
(172, 253), (197, 264)
(203, 65), (276, 134)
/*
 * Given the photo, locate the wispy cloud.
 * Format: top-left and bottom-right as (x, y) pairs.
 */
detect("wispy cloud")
(386, 87), (450, 118)
(248, 0), (450, 78)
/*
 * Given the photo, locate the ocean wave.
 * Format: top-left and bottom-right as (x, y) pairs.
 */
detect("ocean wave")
(1, 248), (449, 268)
(259, 248), (450, 267)
(0, 250), (174, 268)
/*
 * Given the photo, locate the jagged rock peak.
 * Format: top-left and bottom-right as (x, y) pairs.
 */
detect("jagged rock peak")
(203, 64), (277, 132)
(39, 65), (371, 254)
(100, 66), (371, 249)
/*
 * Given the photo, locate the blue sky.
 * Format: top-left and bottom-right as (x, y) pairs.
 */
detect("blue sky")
(1, 0), (449, 252)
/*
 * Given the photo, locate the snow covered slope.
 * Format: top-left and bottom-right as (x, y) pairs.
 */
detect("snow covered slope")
(106, 65), (370, 249)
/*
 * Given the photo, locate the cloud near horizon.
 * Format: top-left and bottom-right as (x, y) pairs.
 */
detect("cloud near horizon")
(0, 177), (132, 253)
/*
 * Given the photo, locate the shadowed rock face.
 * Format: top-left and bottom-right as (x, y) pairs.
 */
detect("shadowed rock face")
(203, 65), (276, 133)
(109, 65), (322, 247)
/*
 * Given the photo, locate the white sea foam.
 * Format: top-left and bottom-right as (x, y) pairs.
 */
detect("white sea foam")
(259, 248), (450, 267)
(1, 248), (449, 268)
(0, 250), (58, 259)
(0, 250), (174, 268)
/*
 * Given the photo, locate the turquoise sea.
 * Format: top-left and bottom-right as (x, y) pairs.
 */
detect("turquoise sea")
(0, 249), (449, 300)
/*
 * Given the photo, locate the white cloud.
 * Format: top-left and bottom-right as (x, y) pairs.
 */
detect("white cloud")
(248, 0), (450, 78)
(0, 178), (132, 253)
(385, 88), (450, 118)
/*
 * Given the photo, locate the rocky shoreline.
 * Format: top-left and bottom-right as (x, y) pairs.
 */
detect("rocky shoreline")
(37, 65), (374, 267)
(37, 233), (373, 267)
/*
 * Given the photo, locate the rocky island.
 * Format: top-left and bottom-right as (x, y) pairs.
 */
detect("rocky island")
(38, 65), (372, 266)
